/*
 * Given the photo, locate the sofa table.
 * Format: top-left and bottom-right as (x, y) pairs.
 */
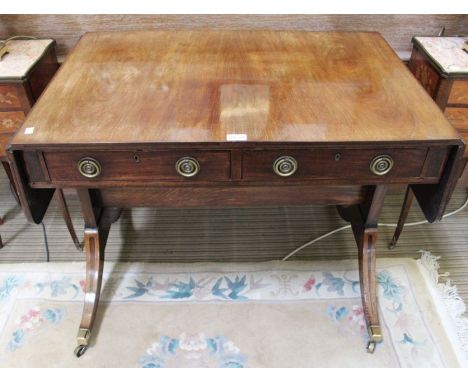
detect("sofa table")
(6, 30), (464, 357)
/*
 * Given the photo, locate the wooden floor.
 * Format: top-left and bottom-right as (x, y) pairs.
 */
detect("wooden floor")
(1, 170), (467, 305)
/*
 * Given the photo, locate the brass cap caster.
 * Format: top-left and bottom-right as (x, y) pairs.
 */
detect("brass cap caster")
(366, 325), (381, 353)
(366, 341), (376, 353)
(74, 344), (88, 358)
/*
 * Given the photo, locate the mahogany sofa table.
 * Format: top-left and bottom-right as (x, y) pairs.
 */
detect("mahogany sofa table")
(7, 30), (464, 357)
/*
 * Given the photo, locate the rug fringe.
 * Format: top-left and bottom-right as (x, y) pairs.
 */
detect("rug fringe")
(418, 250), (468, 362)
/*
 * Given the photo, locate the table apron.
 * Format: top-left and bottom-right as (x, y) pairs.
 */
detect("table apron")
(94, 185), (368, 208)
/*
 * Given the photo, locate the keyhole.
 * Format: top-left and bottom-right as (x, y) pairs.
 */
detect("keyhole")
(335, 153), (341, 161)
(134, 154), (140, 163)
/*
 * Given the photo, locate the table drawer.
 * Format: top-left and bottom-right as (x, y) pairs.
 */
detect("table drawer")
(242, 148), (428, 181)
(444, 107), (468, 132)
(0, 85), (22, 109)
(44, 150), (231, 182)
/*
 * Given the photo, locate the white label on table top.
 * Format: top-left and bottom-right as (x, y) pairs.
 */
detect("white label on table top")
(226, 133), (247, 141)
(24, 127), (35, 135)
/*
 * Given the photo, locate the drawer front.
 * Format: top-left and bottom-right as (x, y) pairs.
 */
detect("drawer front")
(0, 111), (25, 133)
(0, 85), (22, 109)
(44, 150), (231, 182)
(448, 81), (468, 106)
(242, 148), (428, 181)
(444, 107), (468, 132)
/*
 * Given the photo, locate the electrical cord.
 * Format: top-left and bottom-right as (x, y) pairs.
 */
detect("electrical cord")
(281, 193), (468, 261)
(0, 36), (38, 59)
(9, 182), (19, 205)
(0, 35), (37, 44)
(41, 222), (50, 262)
(5, 176), (50, 261)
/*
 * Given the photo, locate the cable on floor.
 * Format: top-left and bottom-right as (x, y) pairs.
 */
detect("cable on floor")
(281, 193), (468, 261)
(41, 222), (50, 262)
(6, 172), (51, 261)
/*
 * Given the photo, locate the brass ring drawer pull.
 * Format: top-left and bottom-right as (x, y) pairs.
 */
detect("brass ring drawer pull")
(370, 155), (394, 176)
(78, 157), (102, 178)
(273, 156), (298, 177)
(175, 157), (200, 178)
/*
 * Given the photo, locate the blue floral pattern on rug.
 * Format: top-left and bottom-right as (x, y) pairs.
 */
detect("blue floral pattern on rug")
(7, 307), (65, 351)
(315, 271), (360, 296)
(325, 269), (437, 364)
(0, 276), (23, 303)
(139, 333), (247, 368)
(35, 276), (80, 298)
(0, 262), (448, 367)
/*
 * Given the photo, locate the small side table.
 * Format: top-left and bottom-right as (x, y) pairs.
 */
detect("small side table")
(0, 38), (80, 250)
(390, 36), (468, 248)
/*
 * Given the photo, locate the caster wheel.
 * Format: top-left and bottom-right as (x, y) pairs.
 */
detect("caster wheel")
(388, 241), (396, 250)
(74, 344), (88, 358)
(366, 341), (376, 354)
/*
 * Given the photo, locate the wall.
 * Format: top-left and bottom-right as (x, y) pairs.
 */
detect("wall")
(1, 14), (467, 59)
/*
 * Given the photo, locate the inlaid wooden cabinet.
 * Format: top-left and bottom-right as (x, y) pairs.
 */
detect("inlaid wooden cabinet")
(409, 37), (468, 176)
(389, 36), (468, 249)
(0, 38), (79, 249)
(0, 40), (59, 158)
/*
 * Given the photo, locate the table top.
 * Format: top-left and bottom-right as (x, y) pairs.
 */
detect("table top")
(413, 36), (468, 77)
(0, 38), (54, 81)
(12, 30), (460, 147)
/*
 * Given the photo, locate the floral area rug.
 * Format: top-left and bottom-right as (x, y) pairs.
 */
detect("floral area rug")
(0, 253), (467, 367)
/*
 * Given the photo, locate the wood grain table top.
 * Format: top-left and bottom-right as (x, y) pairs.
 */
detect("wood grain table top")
(11, 30), (460, 147)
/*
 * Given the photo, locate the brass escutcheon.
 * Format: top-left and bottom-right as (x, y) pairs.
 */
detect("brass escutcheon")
(273, 156), (298, 177)
(77, 157), (102, 178)
(370, 155), (394, 176)
(175, 157), (200, 178)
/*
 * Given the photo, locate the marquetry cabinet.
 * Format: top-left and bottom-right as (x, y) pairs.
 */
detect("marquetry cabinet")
(409, 37), (468, 177)
(0, 38), (79, 249)
(389, 36), (468, 248)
